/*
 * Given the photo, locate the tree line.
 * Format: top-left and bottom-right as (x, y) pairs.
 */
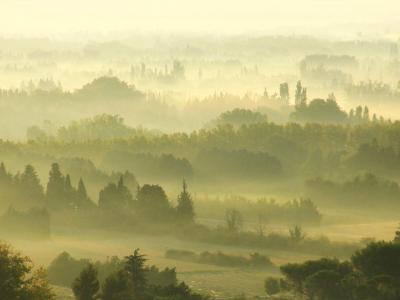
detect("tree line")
(265, 232), (400, 300)
(0, 243), (207, 300)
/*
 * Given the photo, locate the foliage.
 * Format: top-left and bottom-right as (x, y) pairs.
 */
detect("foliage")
(166, 249), (275, 269)
(135, 184), (173, 220)
(264, 277), (281, 296)
(124, 249), (147, 299)
(306, 173), (400, 209)
(212, 108), (268, 127)
(289, 225), (306, 243)
(225, 209), (244, 233)
(72, 264), (100, 300)
(47, 252), (177, 289)
(277, 241), (400, 300)
(101, 151), (193, 182)
(98, 177), (133, 212)
(176, 180), (195, 223)
(0, 243), (54, 300)
(69, 249), (207, 300)
(290, 99), (348, 124)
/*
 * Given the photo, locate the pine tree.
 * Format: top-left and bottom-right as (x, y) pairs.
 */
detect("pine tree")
(125, 249), (147, 299)
(76, 178), (90, 207)
(72, 264), (100, 300)
(64, 174), (73, 192)
(46, 163), (66, 209)
(19, 164), (44, 206)
(76, 178), (94, 209)
(77, 178), (88, 200)
(64, 174), (76, 208)
(176, 180), (195, 223)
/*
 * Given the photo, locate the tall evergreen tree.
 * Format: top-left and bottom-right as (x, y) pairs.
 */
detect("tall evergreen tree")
(125, 249), (147, 299)
(76, 178), (94, 209)
(64, 174), (73, 193)
(19, 164), (45, 207)
(77, 178), (88, 200)
(101, 270), (132, 300)
(46, 163), (66, 209)
(72, 264), (100, 300)
(64, 174), (76, 208)
(176, 180), (195, 223)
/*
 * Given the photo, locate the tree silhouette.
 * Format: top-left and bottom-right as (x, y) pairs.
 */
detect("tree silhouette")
(64, 174), (76, 209)
(225, 209), (243, 234)
(295, 81), (301, 105)
(280, 82), (289, 104)
(289, 225), (306, 243)
(395, 224), (400, 243)
(0, 243), (54, 299)
(136, 184), (171, 219)
(265, 277), (281, 296)
(46, 163), (66, 210)
(76, 178), (94, 209)
(19, 164), (44, 206)
(176, 180), (195, 223)
(98, 177), (133, 212)
(125, 249), (147, 299)
(101, 270), (133, 300)
(72, 264), (100, 300)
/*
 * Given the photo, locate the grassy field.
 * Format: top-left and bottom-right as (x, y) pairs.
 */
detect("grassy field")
(6, 232), (316, 299)
(3, 212), (398, 299)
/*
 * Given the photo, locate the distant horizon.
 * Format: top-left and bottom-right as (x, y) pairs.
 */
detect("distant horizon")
(1, 0), (399, 39)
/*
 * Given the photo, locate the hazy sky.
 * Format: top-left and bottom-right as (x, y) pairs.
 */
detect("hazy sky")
(1, 0), (399, 37)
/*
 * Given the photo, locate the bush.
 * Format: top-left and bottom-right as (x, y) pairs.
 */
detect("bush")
(264, 277), (281, 296)
(166, 249), (275, 269)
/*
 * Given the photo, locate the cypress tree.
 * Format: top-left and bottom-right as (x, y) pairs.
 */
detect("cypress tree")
(176, 180), (195, 223)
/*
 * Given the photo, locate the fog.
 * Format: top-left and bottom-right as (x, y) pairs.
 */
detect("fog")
(0, 1), (400, 300)
(1, 0), (400, 37)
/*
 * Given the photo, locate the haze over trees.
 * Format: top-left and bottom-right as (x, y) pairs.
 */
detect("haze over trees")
(1, 3), (400, 299)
